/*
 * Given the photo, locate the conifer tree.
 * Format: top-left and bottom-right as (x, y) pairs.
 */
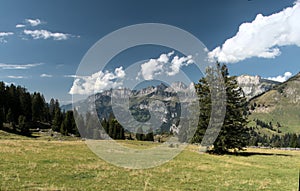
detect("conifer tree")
(136, 127), (144, 141)
(52, 107), (63, 132)
(193, 63), (249, 154)
(18, 115), (29, 135)
(145, 127), (154, 142)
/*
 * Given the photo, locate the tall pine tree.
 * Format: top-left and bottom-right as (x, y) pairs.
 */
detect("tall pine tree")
(193, 63), (249, 154)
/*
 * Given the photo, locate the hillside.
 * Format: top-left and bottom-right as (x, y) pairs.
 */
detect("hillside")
(248, 72), (300, 134)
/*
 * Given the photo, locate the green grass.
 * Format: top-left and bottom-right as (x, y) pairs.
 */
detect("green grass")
(248, 75), (300, 134)
(0, 132), (299, 190)
(248, 104), (300, 134)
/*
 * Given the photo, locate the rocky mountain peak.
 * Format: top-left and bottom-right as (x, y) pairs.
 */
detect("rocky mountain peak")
(236, 74), (279, 100)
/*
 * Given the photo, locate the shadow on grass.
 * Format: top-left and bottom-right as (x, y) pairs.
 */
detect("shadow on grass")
(229, 151), (292, 157)
(206, 150), (292, 157)
(0, 127), (40, 138)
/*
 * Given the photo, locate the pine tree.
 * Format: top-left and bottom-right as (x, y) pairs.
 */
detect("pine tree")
(145, 127), (154, 142)
(74, 109), (84, 137)
(101, 118), (109, 134)
(6, 108), (13, 123)
(290, 133), (298, 148)
(18, 115), (29, 135)
(52, 107), (62, 132)
(193, 63), (249, 154)
(31, 92), (46, 122)
(86, 112), (100, 139)
(49, 98), (56, 120)
(136, 127), (144, 141)
(60, 111), (78, 136)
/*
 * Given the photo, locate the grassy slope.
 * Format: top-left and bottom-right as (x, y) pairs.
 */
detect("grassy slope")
(248, 73), (300, 134)
(0, 131), (299, 191)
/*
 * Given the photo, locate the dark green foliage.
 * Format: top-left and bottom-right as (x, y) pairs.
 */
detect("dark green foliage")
(0, 81), (81, 137)
(192, 63), (249, 154)
(248, 128), (300, 148)
(74, 109), (85, 137)
(18, 115), (29, 135)
(49, 98), (56, 119)
(136, 127), (144, 141)
(145, 128), (154, 141)
(6, 108), (13, 123)
(85, 112), (101, 139)
(105, 114), (125, 140)
(60, 111), (78, 136)
(51, 104), (63, 132)
(31, 92), (46, 122)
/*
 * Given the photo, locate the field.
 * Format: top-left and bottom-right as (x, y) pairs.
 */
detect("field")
(0, 131), (299, 190)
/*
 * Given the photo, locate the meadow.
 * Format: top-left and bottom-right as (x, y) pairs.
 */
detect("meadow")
(0, 130), (299, 191)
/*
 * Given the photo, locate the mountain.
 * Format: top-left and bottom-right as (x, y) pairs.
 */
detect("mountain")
(66, 82), (196, 133)
(248, 72), (300, 134)
(236, 75), (280, 100)
(63, 73), (299, 136)
(63, 75), (276, 111)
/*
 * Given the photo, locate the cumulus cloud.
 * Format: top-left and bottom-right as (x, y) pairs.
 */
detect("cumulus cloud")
(69, 66), (126, 95)
(267, 72), (293, 82)
(40, 74), (52, 78)
(139, 51), (194, 80)
(208, 1), (300, 63)
(23, 29), (70, 40)
(0, 32), (14, 43)
(7, 75), (26, 79)
(25, 19), (42, 27)
(0, 63), (43, 69)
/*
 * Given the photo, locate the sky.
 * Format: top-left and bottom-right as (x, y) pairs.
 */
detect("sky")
(0, 0), (300, 104)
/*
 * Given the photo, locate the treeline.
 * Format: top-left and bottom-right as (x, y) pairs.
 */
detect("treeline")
(0, 82), (78, 136)
(0, 82), (154, 141)
(77, 112), (154, 141)
(252, 119), (282, 133)
(248, 130), (300, 148)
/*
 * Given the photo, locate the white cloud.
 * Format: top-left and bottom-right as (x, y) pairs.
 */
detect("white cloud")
(168, 55), (193, 76)
(7, 75), (26, 79)
(0, 32), (14, 36)
(23, 29), (70, 40)
(69, 66), (126, 95)
(139, 51), (194, 80)
(0, 63), (43, 69)
(140, 59), (164, 80)
(16, 24), (26, 28)
(25, 19), (42, 27)
(40, 74), (52, 78)
(0, 32), (14, 43)
(208, 1), (300, 63)
(64, 74), (79, 78)
(267, 72), (293, 82)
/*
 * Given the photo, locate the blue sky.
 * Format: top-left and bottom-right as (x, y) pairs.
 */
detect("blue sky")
(0, 0), (299, 104)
